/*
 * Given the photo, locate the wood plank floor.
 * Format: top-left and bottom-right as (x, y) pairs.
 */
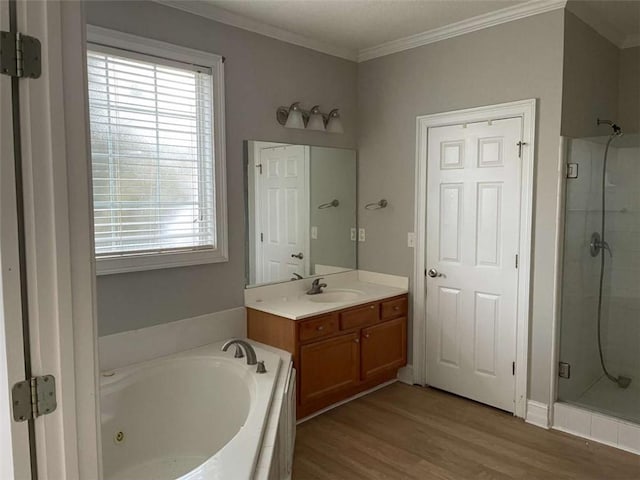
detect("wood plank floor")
(293, 383), (640, 479)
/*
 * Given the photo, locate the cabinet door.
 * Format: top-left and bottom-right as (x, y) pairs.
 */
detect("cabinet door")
(299, 332), (360, 405)
(361, 317), (407, 380)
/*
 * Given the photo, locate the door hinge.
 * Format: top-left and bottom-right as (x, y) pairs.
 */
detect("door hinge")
(0, 31), (41, 79)
(512, 361), (515, 375)
(260, 233), (264, 242)
(11, 375), (57, 422)
(515, 254), (519, 269)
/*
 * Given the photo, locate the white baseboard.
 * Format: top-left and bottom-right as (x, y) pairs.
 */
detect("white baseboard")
(525, 400), (550, 428)
(98, 306), (246, 371)
(397, 365), (414, 385)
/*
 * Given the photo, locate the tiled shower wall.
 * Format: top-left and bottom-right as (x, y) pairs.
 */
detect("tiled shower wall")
(559, 137), (640, 402)
(604, 144), (640, 378)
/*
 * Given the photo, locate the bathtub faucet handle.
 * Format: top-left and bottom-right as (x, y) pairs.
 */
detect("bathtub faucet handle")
(256, 361), (267, 374)
(233, 345), (244, 359)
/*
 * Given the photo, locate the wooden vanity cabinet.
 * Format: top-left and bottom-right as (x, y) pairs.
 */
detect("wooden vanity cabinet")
(247, 294), (408, 419)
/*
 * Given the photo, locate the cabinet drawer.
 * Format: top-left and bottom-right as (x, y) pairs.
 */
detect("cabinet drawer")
(381, 296), (408, 321)
(299, 313), (338, 342)
(340, 303), (379, 330)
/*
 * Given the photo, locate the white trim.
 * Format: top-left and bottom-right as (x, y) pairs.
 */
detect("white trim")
(296, 379), (398, 424)
(397, 365), (414, 385)
(86, 26), (229, 275)
(525, 400), (550, 429)
(548, 137), (568, 426)
(153, 0), (358, 61)
(98, 307), (247, 371)
(153, 0), (567, 63)
(359, 0), (566, 61)
(14, 2), (102, 477)
(412, 99), (537, 419)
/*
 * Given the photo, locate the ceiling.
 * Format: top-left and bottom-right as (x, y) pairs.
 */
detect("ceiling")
(162, 0), (640, 61)
(206, 0), (528, 51)
(567, 1), (640, 48)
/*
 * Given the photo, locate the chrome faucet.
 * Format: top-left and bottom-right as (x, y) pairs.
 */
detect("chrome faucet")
(307, 277), (327, 295)
(221, 339), (257, 365)
(291, 272), (303, 280)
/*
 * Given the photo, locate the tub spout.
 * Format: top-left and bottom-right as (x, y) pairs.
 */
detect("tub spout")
(222, 339), (258, 365)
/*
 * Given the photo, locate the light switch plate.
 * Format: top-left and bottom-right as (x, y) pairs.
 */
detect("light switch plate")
(567, 163), (578, 179)
(358, 228), (366, 242)
(311, 226), (318, 239)
(350, 228), (356, 241)
(407, 232), (415, 248)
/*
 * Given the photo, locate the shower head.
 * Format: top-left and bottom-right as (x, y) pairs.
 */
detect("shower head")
(597, 118), (624, 136)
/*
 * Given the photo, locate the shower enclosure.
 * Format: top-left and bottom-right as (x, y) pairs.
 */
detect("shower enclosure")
(557, 127), (640, 425)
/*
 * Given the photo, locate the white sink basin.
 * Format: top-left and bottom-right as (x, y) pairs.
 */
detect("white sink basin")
(307, 289), (364, 303)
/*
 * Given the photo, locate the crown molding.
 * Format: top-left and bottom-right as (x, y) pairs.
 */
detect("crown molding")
(357, 0), (567, 62)
(622, 33), (640, 49)
(154, 0), (569, 64)
(153, 0), (358, 61)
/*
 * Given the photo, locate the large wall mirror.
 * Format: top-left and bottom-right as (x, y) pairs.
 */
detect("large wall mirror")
(245, 141), (357, 287)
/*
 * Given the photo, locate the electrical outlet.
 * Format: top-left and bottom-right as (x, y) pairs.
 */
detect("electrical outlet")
(407, 232), (415, 248)
(311, 226), (318, 239)
(358, 228), (366, 242)
(350, 228), (356, 241)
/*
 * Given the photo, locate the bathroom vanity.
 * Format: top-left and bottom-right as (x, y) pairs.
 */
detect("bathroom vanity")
(245, 273), (408, 419)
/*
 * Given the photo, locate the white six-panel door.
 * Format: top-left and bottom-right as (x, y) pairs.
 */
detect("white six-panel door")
(257, 145), (309, 283)
(425, 117), (522, 412)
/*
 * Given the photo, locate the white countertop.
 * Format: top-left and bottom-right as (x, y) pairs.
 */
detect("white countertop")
(244, 271), (408, 320)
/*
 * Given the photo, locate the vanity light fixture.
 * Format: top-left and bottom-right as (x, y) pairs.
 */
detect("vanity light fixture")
(276, 102), (343, 134)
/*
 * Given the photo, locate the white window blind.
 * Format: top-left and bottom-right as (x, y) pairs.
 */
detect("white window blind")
(87, 46), (216, 258)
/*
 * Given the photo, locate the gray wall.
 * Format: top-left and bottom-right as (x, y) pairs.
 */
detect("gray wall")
(86, 1), (358, 335)
(356, 10), (566, 404)
(619, 46), (640, 134)
(561, 11), (620, 138)
(309, 147), (357, 272)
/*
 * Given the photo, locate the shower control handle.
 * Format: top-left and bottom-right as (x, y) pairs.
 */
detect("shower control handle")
(427, 268), (442, 278)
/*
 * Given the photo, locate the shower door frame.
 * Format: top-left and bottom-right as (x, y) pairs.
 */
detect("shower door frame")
(547, 136), (568, 427)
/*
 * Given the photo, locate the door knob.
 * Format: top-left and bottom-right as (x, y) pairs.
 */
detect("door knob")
(427, 268), (442, 278)
(291, 252), (304, 259)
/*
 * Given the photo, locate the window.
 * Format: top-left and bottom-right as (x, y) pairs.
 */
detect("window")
(86, 27), (227, 274)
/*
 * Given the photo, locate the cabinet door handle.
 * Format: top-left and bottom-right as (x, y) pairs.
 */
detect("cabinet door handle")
(393, 306), (400, 311)
(363, 333), (370, 339)
(370, 305), (375, 310)
(316, 325), (324, 331)
(354, 338), (360, 343)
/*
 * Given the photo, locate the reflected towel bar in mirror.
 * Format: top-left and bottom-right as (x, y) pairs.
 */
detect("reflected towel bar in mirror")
(318, 199), (339, 209)
(365, 199), (388, 210)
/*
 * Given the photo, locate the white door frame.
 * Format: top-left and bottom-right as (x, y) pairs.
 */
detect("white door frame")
(412, 99), (536, 418)
(13, 1), (101, 478)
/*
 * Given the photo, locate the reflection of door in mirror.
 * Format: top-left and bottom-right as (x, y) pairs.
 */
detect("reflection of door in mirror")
(253, 143), (310, 284)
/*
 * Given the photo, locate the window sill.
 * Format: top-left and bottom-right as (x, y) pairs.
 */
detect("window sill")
(95, 248), (228, 275)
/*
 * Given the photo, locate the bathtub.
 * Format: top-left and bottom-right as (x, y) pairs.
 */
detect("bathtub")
(100, 340), (283, 480)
